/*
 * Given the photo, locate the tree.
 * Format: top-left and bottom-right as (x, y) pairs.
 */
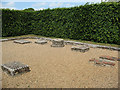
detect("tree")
(24, 8), (34, 11)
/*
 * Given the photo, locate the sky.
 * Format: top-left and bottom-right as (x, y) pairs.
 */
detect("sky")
(1, 0), (101, 10)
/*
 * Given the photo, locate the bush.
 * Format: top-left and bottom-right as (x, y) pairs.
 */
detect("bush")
(2, 2), (120, 45)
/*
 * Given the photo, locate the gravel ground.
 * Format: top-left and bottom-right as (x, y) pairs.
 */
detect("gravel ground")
(1, 39), (119, 88)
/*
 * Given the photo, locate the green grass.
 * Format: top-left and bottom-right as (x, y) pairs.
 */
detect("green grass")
(1, 34), (120, 48)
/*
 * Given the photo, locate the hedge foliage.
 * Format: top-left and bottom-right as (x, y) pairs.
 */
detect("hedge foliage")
(2, 2), (120, 45)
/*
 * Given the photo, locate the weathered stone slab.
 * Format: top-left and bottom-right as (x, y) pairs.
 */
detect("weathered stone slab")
(96, 45), (116, 50)
(87, 44), (98, 48)
(110, 47), (120, 51)
(14, 40), (31, 44)
(1, 61), (30, 76)
(0, 39), (9, 42)
(51, 39), (65, 47)
(110, 47), (118, 50)
(35, 40), (47, 44)
(71, 45), (89, 52)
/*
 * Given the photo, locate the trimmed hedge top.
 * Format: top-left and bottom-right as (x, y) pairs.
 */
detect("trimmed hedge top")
(2, 2), (120, 45)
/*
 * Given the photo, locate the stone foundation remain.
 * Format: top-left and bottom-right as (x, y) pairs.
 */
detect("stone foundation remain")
(0, 39), (9, 42)
(99, 55), (116, 63)
(71, 46), (89, 52)
(14, 40), (31, 44)
(51, 39), (65, 47)
(0, 37), (120, 51)
(89, 56), (116, 66)
(1, 61), (30, 76)
(35, 40), (47, 44)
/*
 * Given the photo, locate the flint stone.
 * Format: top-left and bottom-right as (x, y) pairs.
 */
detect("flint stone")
(35, 40), (47, 44)
(1, 61), (30, 76)
(14, 40), (31, 44)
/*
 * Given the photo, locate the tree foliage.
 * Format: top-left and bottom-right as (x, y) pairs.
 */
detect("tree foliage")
(23, 8), (34, 11)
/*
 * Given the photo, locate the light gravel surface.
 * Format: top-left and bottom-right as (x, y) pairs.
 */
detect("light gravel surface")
(1, 39), (119, 88)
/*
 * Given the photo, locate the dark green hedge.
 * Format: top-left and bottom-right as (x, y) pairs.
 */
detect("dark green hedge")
(2, 2), (120, 45)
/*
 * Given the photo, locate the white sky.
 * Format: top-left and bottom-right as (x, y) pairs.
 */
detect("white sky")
(2, 0), (101, 3)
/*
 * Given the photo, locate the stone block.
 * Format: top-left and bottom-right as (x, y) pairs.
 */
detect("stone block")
(35, 40), (47, 44)
(51, 39), (65, 47)
(14, 40), (31, 44)
(71, 45), (89, 52)
(0, 39), (9, 42)
(1, 61), (30, 76)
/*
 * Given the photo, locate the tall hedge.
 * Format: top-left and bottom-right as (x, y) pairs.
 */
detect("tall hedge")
(2, 2), (120, 45)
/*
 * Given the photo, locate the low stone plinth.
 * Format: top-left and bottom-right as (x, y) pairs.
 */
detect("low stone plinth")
(51, 39), (64, 47)
(14, 40), (31, 44)
(0, 39), (9, 42)
(1, 61), (30, 76)
(35, 40), (47, 44)
(71, 46), (89, 52)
